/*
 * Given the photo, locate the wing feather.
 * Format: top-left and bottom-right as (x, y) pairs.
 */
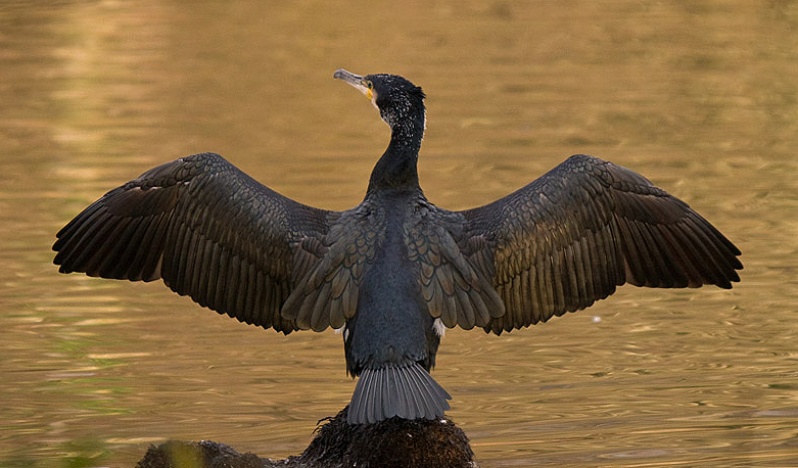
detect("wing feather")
(281, 205), (381, 331)
(53, 152), (333, 333)
(458, 154), (742, 334)
(405, 205), (505, 330)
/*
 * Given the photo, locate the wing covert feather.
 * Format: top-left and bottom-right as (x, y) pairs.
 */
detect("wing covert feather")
(281, 204), (380, 332)
(406, 205), (505, 330)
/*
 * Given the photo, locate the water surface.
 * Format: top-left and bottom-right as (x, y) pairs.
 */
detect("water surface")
(2, 1), (797, 466)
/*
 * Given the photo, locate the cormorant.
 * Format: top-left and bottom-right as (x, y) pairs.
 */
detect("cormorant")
(53, 69), (742, 425)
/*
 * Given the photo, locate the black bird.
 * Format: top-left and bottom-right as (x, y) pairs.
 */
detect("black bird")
(53, 69), (742, 425)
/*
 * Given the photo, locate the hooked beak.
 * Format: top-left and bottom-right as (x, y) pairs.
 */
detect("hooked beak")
(334, 68), (373, 100)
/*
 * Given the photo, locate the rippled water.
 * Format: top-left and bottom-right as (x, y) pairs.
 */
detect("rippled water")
(2, 1), (797, 466)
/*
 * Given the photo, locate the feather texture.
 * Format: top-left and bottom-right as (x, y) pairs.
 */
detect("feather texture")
(54, 72), (743, 426)
(459, 154), (742, 334)
(348, 363), (451, 424)
(54, 152), (331, 334)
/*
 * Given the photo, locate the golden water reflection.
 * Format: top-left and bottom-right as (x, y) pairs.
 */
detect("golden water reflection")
(1, 1), (797, 466)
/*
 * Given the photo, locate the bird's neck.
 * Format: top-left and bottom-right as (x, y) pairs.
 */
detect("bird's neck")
(367, 112), (425, 193)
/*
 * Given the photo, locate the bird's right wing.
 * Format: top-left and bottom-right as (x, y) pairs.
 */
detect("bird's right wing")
(53, 152), (333, 333)
(459, 154), (742, 334)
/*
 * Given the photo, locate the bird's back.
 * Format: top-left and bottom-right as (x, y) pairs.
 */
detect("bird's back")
(345, 191), (436, 370)
(343, 190), (451, 424)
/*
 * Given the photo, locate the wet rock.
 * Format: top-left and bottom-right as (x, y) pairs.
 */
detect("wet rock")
(136, 407), (477, 468)
(137, 440), (265, 468)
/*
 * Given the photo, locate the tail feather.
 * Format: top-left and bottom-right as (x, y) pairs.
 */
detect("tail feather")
(348, 363), (451, 425)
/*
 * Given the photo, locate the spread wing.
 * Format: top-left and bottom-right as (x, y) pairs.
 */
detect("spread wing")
(457, 154), (743, 334)
(53, 152), (333, 333)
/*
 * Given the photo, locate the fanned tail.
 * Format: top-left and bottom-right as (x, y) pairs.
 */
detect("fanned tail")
(347, 363), (451, 425)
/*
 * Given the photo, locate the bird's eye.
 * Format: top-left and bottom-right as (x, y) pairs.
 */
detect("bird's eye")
(365, 81), (374, 90)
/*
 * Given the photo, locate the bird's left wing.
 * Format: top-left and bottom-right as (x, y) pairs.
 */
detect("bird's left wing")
(456, 154), (742, 334)
(53, 152), (333, 333)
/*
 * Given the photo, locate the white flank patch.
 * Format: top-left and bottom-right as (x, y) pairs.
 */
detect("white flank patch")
(334, 324), (349, 342)
(433, 318), (446, 337)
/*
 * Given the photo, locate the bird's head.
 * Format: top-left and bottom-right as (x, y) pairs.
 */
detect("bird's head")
(334, 69), (426, 131)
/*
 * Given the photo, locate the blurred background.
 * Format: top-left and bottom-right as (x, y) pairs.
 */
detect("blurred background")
(1, 1), (796, 466)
